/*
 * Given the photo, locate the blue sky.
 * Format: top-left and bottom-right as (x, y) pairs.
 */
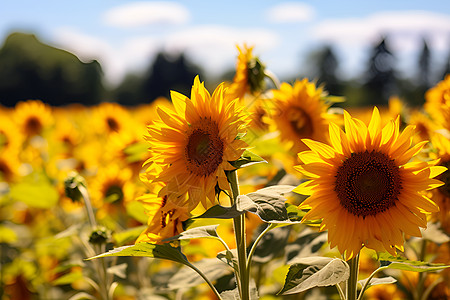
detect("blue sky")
(1, 1), (450, 87)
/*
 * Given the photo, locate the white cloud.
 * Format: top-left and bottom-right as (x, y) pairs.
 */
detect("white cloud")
(266, 2), (316, 23)
(51, 26), (280, 86)
(310, 11), (450, 79)
(162, 25), (280, 75)
(102, 1), (190, 28)
(312, 10), (450, 51)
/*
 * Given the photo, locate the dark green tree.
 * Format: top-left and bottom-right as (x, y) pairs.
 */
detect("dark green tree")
(363, 37), (397, 105)
(418, 38), (431, 88)
(0, 32), (104, 106)
(309, 45), (342, 96)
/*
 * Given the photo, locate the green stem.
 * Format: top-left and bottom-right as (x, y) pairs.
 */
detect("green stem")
(357, 266), (388, 300)
(264, 69), (280, 89)
(246, 224), (272, 270)
(336, 282), (346, 300)
(229, 170), (249, 300)
(416, 239), (427, 300)
(347, 253), (360, 300)
(187, 263), (223, 300)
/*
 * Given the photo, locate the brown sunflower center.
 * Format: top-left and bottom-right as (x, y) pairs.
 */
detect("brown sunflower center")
(105, 184), (124, 203)
(287, 107), (313, 137)
(25, 116), (43, 136)
(335, 151), (401, 218)
(185, 118), (224, 177)
(438, 160), (450, 198)
(106, 117), (120, 132)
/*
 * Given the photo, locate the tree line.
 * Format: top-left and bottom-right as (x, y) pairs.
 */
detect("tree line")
(0, 32), (448, 107)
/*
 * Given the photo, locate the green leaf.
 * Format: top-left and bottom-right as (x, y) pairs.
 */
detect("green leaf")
(358, 276), (397, 289)
(68, 292), (96, 300)
(9, 173), (58, 209)
(123, 141), (148, 163)
(0, 225), (17, 243)
(194, 196), (256, 219)
(379, 254), (450, 272)
(163, 225), (221, 242)
(421, 222), (450, 244)
(87, 243), (190, 266)
(230, 149), (267, 169)
(107, 263), (127, 279)
(321, 95), (346, 104)
(279, 257), (349, 295)
(244, 185), (296, 223)
(217, 249), (239, 273)
(251, 226), (291, 264)
(162, 258), (232, 290)
(126, 201), (149, 224)
(112, 225), (147, 246)
(220, 280), (259, 300)
(52, 272), (84, 286)
(285, 203), (321, 226)
(285, 228), (327, 263)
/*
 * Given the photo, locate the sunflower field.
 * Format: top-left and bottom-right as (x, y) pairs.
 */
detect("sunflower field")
(1, 45), (450, 300)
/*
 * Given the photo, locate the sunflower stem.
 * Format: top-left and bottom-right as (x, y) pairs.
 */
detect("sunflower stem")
(229, 170), (250, 300)
(346, 253), (360, 300)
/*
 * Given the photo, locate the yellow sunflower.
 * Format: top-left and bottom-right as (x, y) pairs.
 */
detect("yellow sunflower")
(425, 74), (450, 116)
(430, 132), (450, 233)
(90, 165), (135, 209)
(227, 44), (266, 101)
(268, 78), (337, 153)
(407, 109), (437, 144)
(0, 115), (22, 153)
(91, 102), (132, 135)
(294, 107), (446, 260)
(136, 183), (190, 244)
(13, 100), (53, 138)
(145, 76), (248, 209)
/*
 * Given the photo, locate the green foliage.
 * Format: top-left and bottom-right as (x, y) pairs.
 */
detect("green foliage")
(279, 257), (349, 295)
(88, 243), (190, 266)
(230, 149), (267, 169)
(378, 254), (450, 273)
(9, 172), (58, 209)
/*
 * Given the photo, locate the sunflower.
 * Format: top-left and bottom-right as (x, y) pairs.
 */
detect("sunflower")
(136, 183), (190, 244)
(0, 115), (22, 153)
(227, 44), (266, 101)
(91, 102), (132, 135)
(268, 78), (337, 153)
(425, 75), (450, 132)
(407, 109), (437, 144)
(294, 107), (446, 259)
(429, 132), (450, 233)
(13, 100), (53, 138)
(90, 165), (135, 209)
(145, 76), (248, 209)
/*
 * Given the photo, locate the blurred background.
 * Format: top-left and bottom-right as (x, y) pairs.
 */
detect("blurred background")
(0, 0), (449, 107)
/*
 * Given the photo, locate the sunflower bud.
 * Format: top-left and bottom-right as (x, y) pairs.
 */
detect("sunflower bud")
(64, 171), (87, 203)
(89, 226), (110, 245)
(247, 57), (266, 94)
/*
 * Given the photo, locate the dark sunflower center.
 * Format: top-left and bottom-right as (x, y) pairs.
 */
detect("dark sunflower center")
(185, 119), (224, 177)
(105, 184), (124, 203)
(0, 161), (12, 180)
(334, 151), (401, 218)
(438, 161), (450, 198)
(25, 116), (43, 136)
(106, 117), (120, 132)
(287, 107), (313, 137)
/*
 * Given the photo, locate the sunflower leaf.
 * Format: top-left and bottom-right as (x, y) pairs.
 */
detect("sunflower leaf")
(87, 243), (190, 266)
(244, 185), (297, 223)
(251, 226), (291, 264)
(162, 225), (221, 242)
(162, 258), (232, 291)
(194, 196), (257, 219)
(278, 257), (349, 295)
(379, 254), (450, 272)
(285, 228), (327, 263)
(9, 172), (58, 209)
(358, 276), (397, 289)
(112, 225), (147, 246)
(230, 149), (267, 169)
